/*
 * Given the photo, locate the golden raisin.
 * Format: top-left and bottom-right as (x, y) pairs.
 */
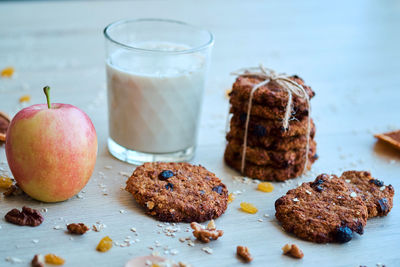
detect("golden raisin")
(44, 254), (65, 265)
(0, 176), (13, 189)
(228, 193), (235, 203)
(257, 182), (274, 193)
(19, 95), (31, 103)
(1, 67), (14, 77)
(240, 202), (258, 214)
(96, 236), (113, 252)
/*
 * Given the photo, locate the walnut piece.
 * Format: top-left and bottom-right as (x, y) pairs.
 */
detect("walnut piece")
(67, 223), (89, 235)
(237, 246), (253, 263)
(282, 243), (304, 259)
(190, 222), (223, 243)
(5, 206), (44, 227)
(31, 254), (45, 267)
(3, 184), (23, 197)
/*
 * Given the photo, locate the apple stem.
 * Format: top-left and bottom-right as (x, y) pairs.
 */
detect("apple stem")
(43, 86), (51, 109)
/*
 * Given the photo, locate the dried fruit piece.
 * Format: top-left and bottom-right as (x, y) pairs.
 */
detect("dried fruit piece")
(240, 202), (258, 214)
(237, 246), (253, 262)
(159, 170), (174, 180)
(45, 254), (65, 265)
(228, 193), (235, 203)
(0, 176), (13, 189)
(282, 243), (304, 259)
(31, 254), (45, 267)
(191, 221), (223, 243)
(67, 223), (89, 235)
(0, 111), (11, 142)
(1, 67), (14, 77)
(5, 206), (44, 226)
(19, 95), (31, 103)
(257, 182), (274, 192)
(3, 184), (22, 197)
(96, 236), (113, 252)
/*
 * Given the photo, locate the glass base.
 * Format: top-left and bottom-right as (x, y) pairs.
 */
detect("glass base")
(108, 138), (195, 165)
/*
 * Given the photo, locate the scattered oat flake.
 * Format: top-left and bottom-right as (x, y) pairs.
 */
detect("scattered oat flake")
(1, 67), (14, 77)
(120, 209), (126, 214)
(104, 165), (113, 169)
(53, 225), (62, 230)
(257, 218), (263, 222)
(19, 95), (31, 103)
(170, 249), (179, 255)
(264, 213), (270, 218)
(32, 239), (39, 244)
(5, 257), (23, 263)
(202, 247), (213, 254)
(119, 171), (130, 177)
(179, 237), (186, 242)
(257, 182), (274, 192)
(130, 227), (136, 232)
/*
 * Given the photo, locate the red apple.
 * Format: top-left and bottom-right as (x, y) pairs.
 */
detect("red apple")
(5, 86), (97, 202)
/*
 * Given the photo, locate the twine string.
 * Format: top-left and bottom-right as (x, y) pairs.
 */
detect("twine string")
(230, 64), (311, 175)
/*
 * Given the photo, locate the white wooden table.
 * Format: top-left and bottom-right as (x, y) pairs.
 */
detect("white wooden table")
(1, 1), (399, 266)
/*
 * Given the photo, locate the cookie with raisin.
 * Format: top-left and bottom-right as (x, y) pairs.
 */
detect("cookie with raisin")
(340, 171), (395, 218)
(230, 113), (314, 138)
(275, 174), (368, 243)
(224, 144), (316, 181)
(229, 75), (315, 109)
(125, 162), (228, 222)
(225, 137), (317, 167)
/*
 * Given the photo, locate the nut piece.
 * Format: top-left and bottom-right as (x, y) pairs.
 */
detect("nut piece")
(0, 111), (10, 142)
(3, 184), (23, 197)
(5, 206), (44, 227)
(282, 243), (304, 259)
(191, 222), (223, 243)
(31, 254), (45, 267)
(237, 246), (253, 263)
(67, 223), (89, 235)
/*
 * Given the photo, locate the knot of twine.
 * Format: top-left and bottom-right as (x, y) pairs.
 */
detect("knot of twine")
(230, 64), (311, 175)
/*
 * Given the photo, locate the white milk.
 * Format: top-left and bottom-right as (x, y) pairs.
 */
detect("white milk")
(106, 42), (206, 154)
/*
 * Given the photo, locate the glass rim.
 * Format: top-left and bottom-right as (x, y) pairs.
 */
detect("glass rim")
(103, 18), (214, 54)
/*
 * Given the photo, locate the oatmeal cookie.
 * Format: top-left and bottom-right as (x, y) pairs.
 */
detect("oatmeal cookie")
(226, 124), (315, 151)
(340, 171), (395, 218)
(275, 174), (368, 243)
(125, 162), (228, 222)
(225, 138), (317, 167)
(230, 98), (309, 120)
(229, 75), (315, 108)
(224, 145), (315, 181)
(230, 113), (314, 138)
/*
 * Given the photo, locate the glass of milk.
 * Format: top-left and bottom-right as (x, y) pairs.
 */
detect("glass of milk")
(104, 19), (213, 164)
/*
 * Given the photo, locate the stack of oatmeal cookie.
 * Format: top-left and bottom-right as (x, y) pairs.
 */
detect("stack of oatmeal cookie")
(224, 74), (317, 181)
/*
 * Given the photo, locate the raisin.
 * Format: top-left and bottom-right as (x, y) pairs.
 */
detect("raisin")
(159, 170), (174, 180)
(1, 67), (14, 77)
(0, 176), (13, 189)
(335, 226), (353, 243)
(315, 185), (324, 192)
(254, 125), (267, 137)
(240, 202), (258, 214)
(96, 236), (113, 252)
(292, 74), (300, 79)
(19, 95), (31, 103)
(257, 182), (274, 193)
(312, 154), (319, 160)
(355, 222), (364, 235)
(369, 179), (384, 187)
(165, 183), (174, 191)
(228, 193), (235, 203)
(212, 185), (223, 194)
(44, 254), (65, 265)
(239, 113), (247, 123)
(378, 198), (389, 214)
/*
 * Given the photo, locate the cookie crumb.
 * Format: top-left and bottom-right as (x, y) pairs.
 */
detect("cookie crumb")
(202, 247), (213, 254)
(282, 243), (304, 259)
(237, 246), (253, 263)
(31, 254), (44, 267)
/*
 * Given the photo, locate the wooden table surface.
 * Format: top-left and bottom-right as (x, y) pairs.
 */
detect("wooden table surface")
(1, 0), (400, 266)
